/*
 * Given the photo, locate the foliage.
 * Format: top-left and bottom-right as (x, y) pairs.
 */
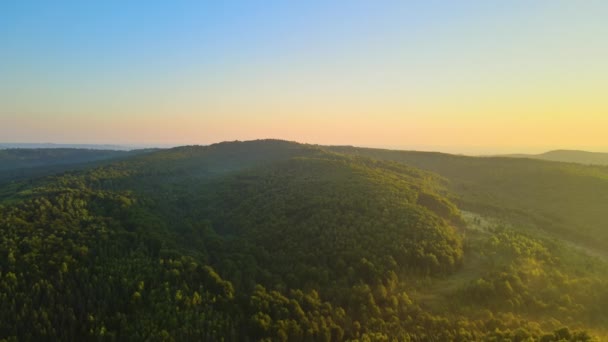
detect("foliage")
(0, 140), (604, 340)
(329, 146), (608, 252)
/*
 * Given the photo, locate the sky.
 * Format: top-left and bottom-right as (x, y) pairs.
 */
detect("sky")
(1, 1), (607, 154)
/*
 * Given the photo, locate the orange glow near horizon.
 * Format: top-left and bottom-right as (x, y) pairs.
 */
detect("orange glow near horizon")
(1, 1), (607, 154)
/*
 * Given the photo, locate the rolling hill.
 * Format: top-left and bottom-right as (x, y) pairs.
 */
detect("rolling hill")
(0, 148), (134, 171)
(329, 145), (608, 254)
(0, 148), (154, 185)
(501, 150), (608, 166)
(0, 143), (134, 150)
(0, 140), (604, 341)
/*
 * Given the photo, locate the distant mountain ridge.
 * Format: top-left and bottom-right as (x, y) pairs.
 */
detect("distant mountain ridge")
(501, 149), (608, 165)
(0, 148), (156, 184)
(0, 143), (172, 150)
(0, 143), (133, 150)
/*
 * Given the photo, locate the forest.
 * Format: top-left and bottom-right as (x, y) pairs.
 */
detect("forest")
(0, 140), (606, 341)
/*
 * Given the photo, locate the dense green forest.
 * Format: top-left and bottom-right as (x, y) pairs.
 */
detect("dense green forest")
(0, 148), (138, 171)
(0, 148), (153, 185)
(329, 146), (608, 255)
(0, 140), (606, 341)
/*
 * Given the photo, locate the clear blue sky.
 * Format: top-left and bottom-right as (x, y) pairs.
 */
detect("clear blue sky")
(1, 1), (607, 153)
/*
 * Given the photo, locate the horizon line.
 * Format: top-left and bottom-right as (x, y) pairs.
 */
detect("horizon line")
(2, 139), (608, 156)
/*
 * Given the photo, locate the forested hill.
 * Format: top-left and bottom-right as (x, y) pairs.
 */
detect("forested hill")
(329, 145), (608, 253)
(0, 143), (131, 150)
(502, 150), (608, 166)
(0, 148), (154, 184)
(0, 140), (604, 341)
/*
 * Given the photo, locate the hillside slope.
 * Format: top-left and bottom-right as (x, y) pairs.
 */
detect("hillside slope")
(0, 140), (603, 341)
(503, 150), (608, 166)
(0, 148), (154, 185)
(329, 146), (608, 253)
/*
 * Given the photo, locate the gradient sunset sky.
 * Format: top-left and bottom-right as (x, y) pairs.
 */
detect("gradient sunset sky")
(1, 1), (607, 154)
